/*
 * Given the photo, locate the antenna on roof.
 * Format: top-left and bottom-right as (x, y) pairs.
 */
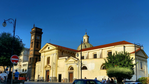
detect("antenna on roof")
(85, 29), (87, 34)
(33, 24), (35, 27)
(49, 39), (51, 43)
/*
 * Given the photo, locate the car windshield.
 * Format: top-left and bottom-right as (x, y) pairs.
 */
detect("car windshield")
(96, 81), (102, 84)
(73, 80), (86, 84)
(73, 80), (102, 84)
(125, 82), (142, 84)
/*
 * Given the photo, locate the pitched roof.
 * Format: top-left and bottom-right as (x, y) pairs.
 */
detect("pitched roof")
(77, 41), (133, 52)
(130, 48), (141, 54)
(48, 43), (78, 52)
(48, 41), (133, 52)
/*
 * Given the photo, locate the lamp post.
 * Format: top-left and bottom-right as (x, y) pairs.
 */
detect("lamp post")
(134, 43), (143, 81)
(80, 41), (86, 79)
(80, 40), (82, 79)
(2, 18), (16, 84)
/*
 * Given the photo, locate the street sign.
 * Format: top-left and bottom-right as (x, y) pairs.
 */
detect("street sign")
(10, 55), (19, 64)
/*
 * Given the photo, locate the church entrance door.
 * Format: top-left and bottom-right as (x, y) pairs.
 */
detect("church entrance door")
(46, 70), (49, 81)
(69, 72), (73, 82)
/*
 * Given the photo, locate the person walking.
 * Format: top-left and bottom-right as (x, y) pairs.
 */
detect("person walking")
(102, 78), (105, 84)
(94, 77), (97, 80)
(5, 68), (9, 82)
(114, 78), (117, 84)
(107, 78), (110, 83)
(104, 79), (107, 84)
(14, 70), (19, 80)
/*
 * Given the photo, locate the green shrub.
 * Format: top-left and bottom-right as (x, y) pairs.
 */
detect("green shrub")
(138, 77), (147, 84)
(107, 67), (133, 79)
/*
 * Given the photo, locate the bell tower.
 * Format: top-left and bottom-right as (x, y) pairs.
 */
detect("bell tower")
(27, 25), (43, 81)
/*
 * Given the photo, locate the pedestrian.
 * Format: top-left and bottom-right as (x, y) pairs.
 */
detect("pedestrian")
(104, 79), (107, 83)
(5, 68), (9, 75)
(27, 77), (29, 81)
(63, 77), (64, 82)
(107, 78), (110, 83)
(5, 68), (9, 81)
(14, 70), (19, 80)
(102, 78), (105, 84)
(110, 78), (114, 83)
(114, 78), (117, 84)
(94, 77), (97, 80)
(0, 71), (2, 82)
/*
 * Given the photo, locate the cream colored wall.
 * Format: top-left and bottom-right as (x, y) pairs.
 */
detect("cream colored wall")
(43, 50), (58, 81)
(35, 62), (41, 80)
(57, 58), (66, 78)
(77, 44), (135, 60)
(135, 51), (148, 79)
(82, 58), (107, 80)
(65, 60), (79, 81)
(75, 44), (147, 81)
(35, 43), (148, 82)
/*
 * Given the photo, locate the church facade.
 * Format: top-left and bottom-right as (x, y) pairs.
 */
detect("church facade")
(34, 33), (148, 82)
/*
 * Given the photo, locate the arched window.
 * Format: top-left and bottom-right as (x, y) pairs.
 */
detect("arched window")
(25, 69), (27, 72)
(22, 69), (24, 72)
(68, 66), (74, 70)
(47, 57), (50, 64)
(100, 64), (106, 70)
(82, 66), (87, 70)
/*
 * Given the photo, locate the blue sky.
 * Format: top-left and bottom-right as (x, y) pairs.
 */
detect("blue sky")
(0, 0), (149, 72)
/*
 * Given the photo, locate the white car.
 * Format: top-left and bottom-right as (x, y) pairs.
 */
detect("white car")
(124, 82), (142, 84)
(0, 73), (7, 83)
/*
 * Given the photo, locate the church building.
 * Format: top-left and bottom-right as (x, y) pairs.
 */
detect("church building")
(34, 32), (148, 82)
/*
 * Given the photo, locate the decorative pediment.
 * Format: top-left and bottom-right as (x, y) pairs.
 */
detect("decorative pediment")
(136, 50), (148, 59)
(39, 43), (57, 53)
(66, 56), (78, 62)
(44, 65), (51, 69)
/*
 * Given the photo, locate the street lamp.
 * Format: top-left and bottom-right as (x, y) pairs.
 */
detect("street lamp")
(80, 41), (82, 79)
(134, 43), (143, 81)
(2, 18), (16, 84)
(16, 35), (23, 46)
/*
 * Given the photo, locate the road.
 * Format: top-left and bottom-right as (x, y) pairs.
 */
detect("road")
(25, 81), (72, 84)
(0, 81), (72, 84)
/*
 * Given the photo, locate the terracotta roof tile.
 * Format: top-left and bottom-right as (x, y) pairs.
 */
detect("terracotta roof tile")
(77, 41), (133, 52)
(49, 41), (133, 52)
(130, 48), (141, 54)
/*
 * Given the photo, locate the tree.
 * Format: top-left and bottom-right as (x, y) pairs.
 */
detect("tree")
(0, 32), (24, 70)
(104, 52), (136, 84)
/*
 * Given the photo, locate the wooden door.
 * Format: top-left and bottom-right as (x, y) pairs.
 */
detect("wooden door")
(69, 72), (73, 82)
(46, 70), (49, 81)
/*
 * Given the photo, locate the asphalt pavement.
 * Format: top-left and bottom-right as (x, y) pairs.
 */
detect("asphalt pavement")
(25, 81), (72, 84)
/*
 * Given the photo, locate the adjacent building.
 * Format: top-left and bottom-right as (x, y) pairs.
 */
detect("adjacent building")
(14, 48), (30, 77)
(35, 33), (148, 82)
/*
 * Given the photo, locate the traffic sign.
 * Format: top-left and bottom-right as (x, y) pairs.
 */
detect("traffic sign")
(10, 55), (19, 64)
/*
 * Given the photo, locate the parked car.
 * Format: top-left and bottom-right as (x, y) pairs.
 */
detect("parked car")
(0, 72), (7, 83)
(124, 82), (142, 84)
(72, 79), (102, 84)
